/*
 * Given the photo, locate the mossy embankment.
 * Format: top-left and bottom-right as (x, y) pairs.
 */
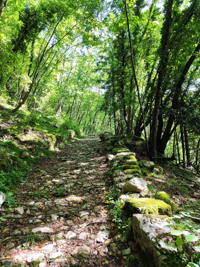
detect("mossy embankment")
(0, 104), (83, 197)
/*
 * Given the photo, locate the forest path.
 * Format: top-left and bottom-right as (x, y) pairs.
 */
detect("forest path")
(0, 138), (129, 267)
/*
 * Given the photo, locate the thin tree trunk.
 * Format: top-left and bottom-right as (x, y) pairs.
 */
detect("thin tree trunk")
(180, 125), (185, 167)
(196, 138), (200, 166)
(0, 0), (9, 16)
(124, 0), (148, 150)
(149, 0), (173, 159)
(175, 130), (181, 164)
(184, 126), (191, 166)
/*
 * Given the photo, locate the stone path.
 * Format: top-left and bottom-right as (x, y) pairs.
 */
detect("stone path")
(0, 138), (129, 267)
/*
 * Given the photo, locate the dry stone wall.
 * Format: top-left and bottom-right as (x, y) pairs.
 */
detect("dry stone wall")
(100, 132), (181, 267)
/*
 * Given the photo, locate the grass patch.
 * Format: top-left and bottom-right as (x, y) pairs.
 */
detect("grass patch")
(0, 104), (83, 198)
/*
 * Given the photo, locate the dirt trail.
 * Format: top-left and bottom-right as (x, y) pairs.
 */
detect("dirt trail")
(0, 138), (128, 267)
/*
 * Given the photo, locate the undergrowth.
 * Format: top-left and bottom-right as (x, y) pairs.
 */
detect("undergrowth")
(106, 187), (131, 236)
(0, 105), (83, 205)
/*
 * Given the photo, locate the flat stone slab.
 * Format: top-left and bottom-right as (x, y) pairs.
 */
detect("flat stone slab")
(64, 231), (77, 240)
(0, 191), (6, 207)
(95, 230), (109, 243)
(71, 246), (90, 259)
(48, 252), (64, 260)
(14, 206), (25, 215)
(66, 195), (83, 202)
(143, 161), (155, 169)
(125, 198), (172, 216)
(123, 177), (148, 193)
(54, 199), (66, 205)
(42, 244), (54, 252)
(132, 214), (177, 267)
(115, 152), (135, 157)
(56, 239), (66, 246)
(32, 227), (54, 233)
(27, 252), (45, 263)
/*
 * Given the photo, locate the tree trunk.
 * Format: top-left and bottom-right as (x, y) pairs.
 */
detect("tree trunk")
(175, 130), (181, 164)
(0, 0), (9, 16)
(149, 0), (173, 159)
(184, 126), (191, 166)
(180, 125), (185, 167)
(195, 138), (200, 165)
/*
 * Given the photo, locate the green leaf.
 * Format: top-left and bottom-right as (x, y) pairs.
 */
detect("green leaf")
(182, 230), (191, 236)
(176, 237), (183, 246)
(185, 234), (198, 242)
(187, 263), (199, 267)
(193, 245), (200, 252)
(171, 230), (182, 236)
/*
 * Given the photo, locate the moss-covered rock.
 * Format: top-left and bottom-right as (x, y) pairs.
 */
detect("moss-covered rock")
(123, 165), (140, 170)
(125, 159), (138, 165)
(143, 161), (155, 170)
(113, 176), (128, 184)
(115, 152), (134, 158)
(154, 192), (183, 213)
(112, 165), (140, 171)
(153, 166), (163, 175)
(116, 182), (126, 189)
(112, 169), (124, 177)
(112, 148), (130, 154)
(131, 214), (177, 267)
(112, 165), (124, 171)
(124, 169), (141, 176)
(106, 154), (115, 161)
(123, 155), (136, 160)
(154, 191), (171, 204)
(123, 177), (148, 193)
(141, 167), (151, 176)
(125, 198), (172, 216)
(119, 194), (140, 203)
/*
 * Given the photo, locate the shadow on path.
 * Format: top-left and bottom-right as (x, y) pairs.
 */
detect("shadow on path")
(0, 138), (132, 266)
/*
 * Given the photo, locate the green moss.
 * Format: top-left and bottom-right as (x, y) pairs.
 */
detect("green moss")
(123, 165), (140, 170)
(125, 155), (137, 162)
(112, 165), (140, 171)
(30, 260), (41, 267)
(141, 168), (151, 176)
(112, 165), (124, 170)
(124, 169), (141, 175)
(170, 203), (184, 213)
(112, 148), (130, 154)
(126, 160), (138, 166)
(154, 191), (171, 204)
(124, 155), (136, 160)
(125, 198), (172, 216)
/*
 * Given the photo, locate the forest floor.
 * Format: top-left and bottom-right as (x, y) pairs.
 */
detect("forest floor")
(0, 137), (137, 267)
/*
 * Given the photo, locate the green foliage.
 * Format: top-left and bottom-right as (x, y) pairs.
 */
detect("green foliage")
(0, 168), (27, 193)
(138, 160), (148, 167)
(109, 199), (130, 231)
(168, 212), (200, 266)
(5, 193), (16, 207)
(52, 189), (66, 197)
(127, 255), (144, 267)
(106, 186), (121, 202)
(106, 187), (130, 233)
(26, 233), (42, 245)
(59, 120), (82, 137)
(0, 104), (83, 195)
